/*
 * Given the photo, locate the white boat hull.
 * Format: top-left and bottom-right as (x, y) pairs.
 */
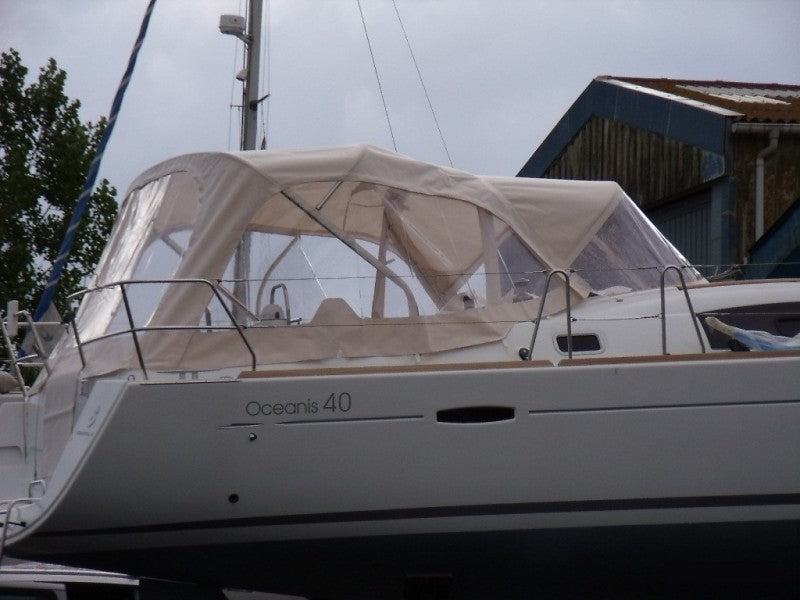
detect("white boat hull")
(9, 354), (800, 596)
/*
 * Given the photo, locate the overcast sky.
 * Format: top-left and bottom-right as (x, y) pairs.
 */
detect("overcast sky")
(2, 0), (799, 197)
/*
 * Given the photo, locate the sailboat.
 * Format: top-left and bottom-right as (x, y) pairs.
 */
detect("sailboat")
(1, 141), (799, 597)
(2, 2), (799, 599)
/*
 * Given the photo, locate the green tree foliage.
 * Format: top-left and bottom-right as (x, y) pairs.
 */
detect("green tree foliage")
(0, 48), (117, 313)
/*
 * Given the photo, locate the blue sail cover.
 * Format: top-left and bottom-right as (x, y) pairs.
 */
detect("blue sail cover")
(33, 0), (157, 321)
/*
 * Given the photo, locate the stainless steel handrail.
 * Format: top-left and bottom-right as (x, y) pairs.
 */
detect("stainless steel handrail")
(522, 269), (573, 360)
(522, 265), (707, 361)
(0, 307), (61, 398)
(119, 282), (148, 378)
(0, 316), (26, 399)
(15, 310), (57, 375)
(269, 283), (292, 325)
(660, 265), (706, 355)
(67, 278), (258, 377)
(0, 497), (37, 565)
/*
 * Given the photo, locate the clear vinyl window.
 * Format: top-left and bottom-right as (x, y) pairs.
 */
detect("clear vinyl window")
(209, 184), (545, 326)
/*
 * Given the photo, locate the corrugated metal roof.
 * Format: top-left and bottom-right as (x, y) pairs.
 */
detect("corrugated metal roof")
(602, 77), (800, 123)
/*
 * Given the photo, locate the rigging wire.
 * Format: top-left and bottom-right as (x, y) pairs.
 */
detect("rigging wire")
(356, 0), (397, 152)
(391, 0), (453, 167)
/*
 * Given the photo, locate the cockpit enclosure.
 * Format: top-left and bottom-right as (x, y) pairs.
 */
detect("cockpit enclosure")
(60, 145), (700, 376)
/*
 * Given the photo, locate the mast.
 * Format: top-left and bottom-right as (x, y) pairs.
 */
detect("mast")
(242, 0), (263, 151)
(219, 0), (264, 151)
(220, 0), (265, 318)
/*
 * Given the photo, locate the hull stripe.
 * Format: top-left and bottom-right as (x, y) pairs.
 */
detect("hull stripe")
(40, 493), (800, 538)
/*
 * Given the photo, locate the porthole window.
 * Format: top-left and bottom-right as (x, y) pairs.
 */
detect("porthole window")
(555, 334), (602, 354)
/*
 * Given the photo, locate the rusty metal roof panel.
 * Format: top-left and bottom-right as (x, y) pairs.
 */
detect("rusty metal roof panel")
(602, 77), (800, 123)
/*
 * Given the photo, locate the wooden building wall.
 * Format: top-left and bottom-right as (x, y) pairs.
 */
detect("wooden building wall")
(732, 134), (800, 258)
(543, 116), (709, 210)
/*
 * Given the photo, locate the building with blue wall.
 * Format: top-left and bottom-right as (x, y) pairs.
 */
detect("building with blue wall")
(519, 77), (800, 278)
